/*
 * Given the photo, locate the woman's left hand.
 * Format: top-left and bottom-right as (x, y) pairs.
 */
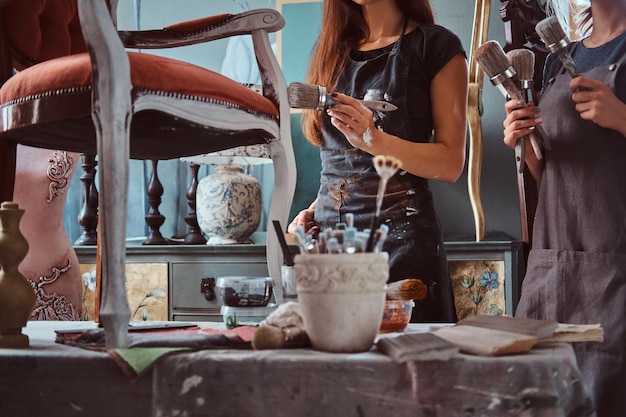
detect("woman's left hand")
(326, 92), (378, 150)
(570, 76), (626, 136)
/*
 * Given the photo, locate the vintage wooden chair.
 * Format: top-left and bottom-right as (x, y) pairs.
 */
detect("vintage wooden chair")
(0, 0), (296, 347)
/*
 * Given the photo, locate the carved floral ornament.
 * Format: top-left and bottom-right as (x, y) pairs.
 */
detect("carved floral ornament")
(294, 253), (389, 293)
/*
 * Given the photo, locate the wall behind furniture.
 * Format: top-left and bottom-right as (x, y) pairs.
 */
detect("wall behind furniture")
(63, 0), (523, 244)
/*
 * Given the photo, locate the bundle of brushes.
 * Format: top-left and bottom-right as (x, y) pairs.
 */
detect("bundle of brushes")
(292, 214), (389, 255)
(287, 82), (398, 112)
(474, 40), (550, 171)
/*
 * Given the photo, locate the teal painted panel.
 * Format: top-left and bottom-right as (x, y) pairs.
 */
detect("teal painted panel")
(281, 2), (322, 84)
(289, 113), (321, 223)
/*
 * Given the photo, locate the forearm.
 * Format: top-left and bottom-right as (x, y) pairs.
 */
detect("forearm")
(365, 129), (466, 183)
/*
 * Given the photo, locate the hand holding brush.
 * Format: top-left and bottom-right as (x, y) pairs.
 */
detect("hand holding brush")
(474, 41), (546, 173)
(288, 82), (398, 112)
(506, 48), (552, 151)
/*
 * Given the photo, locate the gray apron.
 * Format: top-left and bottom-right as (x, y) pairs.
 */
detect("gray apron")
(515, 45), (626, 416)
(313, 22), (456, 322)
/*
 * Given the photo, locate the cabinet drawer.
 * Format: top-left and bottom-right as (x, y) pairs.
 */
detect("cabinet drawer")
(170, 261), (269, 312)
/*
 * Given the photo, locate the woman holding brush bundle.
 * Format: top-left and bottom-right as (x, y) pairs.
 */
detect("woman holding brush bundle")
(287, 0), (468, 322)
(501, 0), (626, 414)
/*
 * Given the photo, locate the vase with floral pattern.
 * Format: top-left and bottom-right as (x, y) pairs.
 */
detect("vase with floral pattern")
(196, 164), (262, 244)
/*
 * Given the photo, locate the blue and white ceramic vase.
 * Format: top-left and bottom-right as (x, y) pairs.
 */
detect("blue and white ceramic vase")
(196, 164), (262, 244)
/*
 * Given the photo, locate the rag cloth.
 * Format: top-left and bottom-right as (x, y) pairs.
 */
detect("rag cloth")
(55, 325), (257, 380)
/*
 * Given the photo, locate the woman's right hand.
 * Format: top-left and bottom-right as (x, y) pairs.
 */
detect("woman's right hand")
(503, 99), (545, 180)
(287, 208), (319, 236)
(503, 99), (543, 150)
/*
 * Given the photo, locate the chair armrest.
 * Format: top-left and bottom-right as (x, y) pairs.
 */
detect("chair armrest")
(118, 9), (284, 50)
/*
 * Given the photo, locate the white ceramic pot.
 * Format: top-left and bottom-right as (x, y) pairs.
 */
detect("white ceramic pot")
(294, 252), (389, 353)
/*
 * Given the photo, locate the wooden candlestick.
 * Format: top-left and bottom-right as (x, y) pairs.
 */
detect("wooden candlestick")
(0, 202), (36, 348)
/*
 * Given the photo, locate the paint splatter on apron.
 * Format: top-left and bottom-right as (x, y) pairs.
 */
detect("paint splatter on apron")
(314, 22), (456, 322)
(515, 43), (626, 416)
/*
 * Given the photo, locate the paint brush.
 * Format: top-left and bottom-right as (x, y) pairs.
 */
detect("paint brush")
(287, 82), (398, 112)
(272, 220), (294, 266)
(386, 278), (428, 301)
(506, 49), (552, 151)
(535, 16), (580, 78)
(365, 155), (402, 252)
(474, 41), (544, 172)
(506, 49), (535, 101)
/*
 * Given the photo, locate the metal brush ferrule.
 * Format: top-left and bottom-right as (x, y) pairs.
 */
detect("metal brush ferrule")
(546, 38), (568, 53)
(317, 85), (328, 110)
(520, 80), (533, 89)
(490, 66), (516, 86)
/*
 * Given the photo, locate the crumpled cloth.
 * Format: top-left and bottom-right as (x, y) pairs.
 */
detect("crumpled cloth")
(56, 325), (256, 380)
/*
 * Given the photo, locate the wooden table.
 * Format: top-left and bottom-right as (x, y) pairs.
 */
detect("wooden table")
(0, 321), (595, 417)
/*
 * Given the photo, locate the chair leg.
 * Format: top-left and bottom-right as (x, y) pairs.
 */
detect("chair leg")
(267, 134), (297, 305)
(79, 0), (132, 348)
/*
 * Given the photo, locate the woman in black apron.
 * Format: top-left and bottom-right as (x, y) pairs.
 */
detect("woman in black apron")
(503, 1), (626, 415)
(288, 0), (467, 322)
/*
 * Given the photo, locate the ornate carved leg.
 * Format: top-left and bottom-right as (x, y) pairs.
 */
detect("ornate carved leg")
(143, 159), (167, 245)
(79, 0), (131, 349)
(75, 154), (99, 246)
(183, 163), (206, 245)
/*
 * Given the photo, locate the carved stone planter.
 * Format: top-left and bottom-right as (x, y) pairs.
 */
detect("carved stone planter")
(294, 252), (388, 353)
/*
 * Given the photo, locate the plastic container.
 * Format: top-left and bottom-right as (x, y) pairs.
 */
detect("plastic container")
(220, 304), (277, 329)
(216, 276), (273, 307)
(379, 299), (414, 333)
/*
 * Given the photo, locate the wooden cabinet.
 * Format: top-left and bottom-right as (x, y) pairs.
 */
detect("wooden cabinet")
(75, 233), (523, 321)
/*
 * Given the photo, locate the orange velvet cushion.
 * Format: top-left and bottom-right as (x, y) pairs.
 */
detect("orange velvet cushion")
(0, 52), (279, 119)
(2, 0), (86, 69)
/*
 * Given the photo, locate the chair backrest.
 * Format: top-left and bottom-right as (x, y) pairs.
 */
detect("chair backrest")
(3, 0), (85, 69)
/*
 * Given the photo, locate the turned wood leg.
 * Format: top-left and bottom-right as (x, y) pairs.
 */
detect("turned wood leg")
(183, 163), (207, 245)
(75, 153), (99, 246)
(144, 159), (167, 245)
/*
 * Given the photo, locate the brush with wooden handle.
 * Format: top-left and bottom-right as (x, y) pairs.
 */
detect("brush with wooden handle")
(287, 82), (398, 112)
(386, 278), (428, 301)
(474, 41), (544, 172)
(506, 49), (535, 102)
(366, 155), (402, 252)
(535, 16), (580, 78)
(506, 49), (551, 151)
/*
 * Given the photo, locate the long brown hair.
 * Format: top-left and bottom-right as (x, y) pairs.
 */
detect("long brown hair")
(301, 0), (435, 146)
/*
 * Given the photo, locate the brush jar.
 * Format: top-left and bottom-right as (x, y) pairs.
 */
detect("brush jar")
(294, 252), (389, 353)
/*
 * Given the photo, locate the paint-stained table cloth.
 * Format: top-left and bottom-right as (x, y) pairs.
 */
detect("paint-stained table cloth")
(0, 321), (594, 417)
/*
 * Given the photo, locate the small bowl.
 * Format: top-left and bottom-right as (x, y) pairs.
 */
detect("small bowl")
(379, 299), (414, 333)
(216, 276), (273, 307)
